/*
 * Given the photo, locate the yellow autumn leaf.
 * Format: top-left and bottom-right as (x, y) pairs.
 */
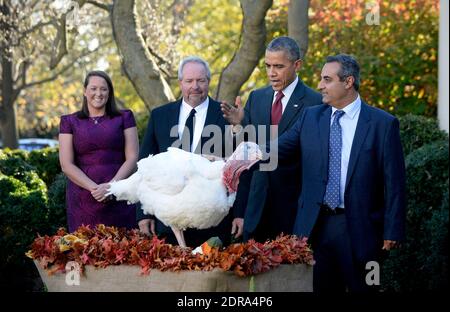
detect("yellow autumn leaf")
(418, 88), (425, 99)
(25, 250), (34, 259)
(57, 234), (88, 252)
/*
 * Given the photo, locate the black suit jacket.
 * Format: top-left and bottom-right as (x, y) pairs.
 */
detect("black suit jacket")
(237, 79), (322, 241)
(137, 97), (233, 247)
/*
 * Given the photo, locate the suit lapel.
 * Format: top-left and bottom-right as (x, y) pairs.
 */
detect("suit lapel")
(278, 79), (306, 134)
(203, 97), (220, 128)
(259, 87), (274, 140)
(345, 102), (371, 190)
(319, 106), (332, 173)
(167, 100), (182, 147)
(196, 97), (220, 154)
(261, 87), (273, 125)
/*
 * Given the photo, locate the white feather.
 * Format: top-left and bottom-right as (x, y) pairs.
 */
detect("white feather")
(108, 147), (235, 231)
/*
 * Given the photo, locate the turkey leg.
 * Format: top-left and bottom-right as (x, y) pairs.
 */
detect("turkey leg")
(171, 226), (186, 248)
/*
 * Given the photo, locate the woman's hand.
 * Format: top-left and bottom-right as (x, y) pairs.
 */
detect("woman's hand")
(91, 183), (112, 202)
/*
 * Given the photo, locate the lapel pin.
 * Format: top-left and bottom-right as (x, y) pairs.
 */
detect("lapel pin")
(293, 104), (299, 107)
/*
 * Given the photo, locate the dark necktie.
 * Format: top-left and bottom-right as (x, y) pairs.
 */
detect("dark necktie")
(181, 108), (196, 152)
(271, 91), (284, 125)
(323, 110), (345, 209)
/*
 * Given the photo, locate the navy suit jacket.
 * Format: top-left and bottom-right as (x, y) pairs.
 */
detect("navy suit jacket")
(278, 101), (406, 263)
(137, 97), (232, 246)
(239, 79), (322, 239)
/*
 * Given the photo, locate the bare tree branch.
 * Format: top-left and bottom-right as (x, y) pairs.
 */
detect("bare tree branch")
(49, 17), (68, 70)
(111, 0), (174, 110)
(86, 0), (112, 11)
(28, 0), (40, 10)
(18, 40), (110, 92)
(15, 59), (29, 87)
(288, 0), (310, 59)
(15, 21), (53, 45)
(216, 0), (273, 103)
(147, 44), (172, 79)
(170, 0), (194, 37)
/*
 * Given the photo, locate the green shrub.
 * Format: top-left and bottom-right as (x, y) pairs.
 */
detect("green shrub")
(423, 182), (448, 290)
(0, 174), (49, 269)
(0, 148), (28, 161)
(406, 140), (449, 222)
(0, 147), (55, 269)
(382, 139), (449, 291)
(0, 150), (34, 176)
(398, 114), (447, 156)
(0, 149), (65, 290)
(0, 153), (46, 191)
(135, 112), (150, 144)
(27, 147), (60, 187)
(46, 173), (67, 233)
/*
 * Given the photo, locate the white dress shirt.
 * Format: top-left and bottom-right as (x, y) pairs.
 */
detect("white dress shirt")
(178, 97), (209, 152)
(330, 95), (362, 208)
(272, 76), (299, 113)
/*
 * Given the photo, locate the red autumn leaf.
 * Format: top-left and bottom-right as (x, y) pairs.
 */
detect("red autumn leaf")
(28, 225), (313, 277)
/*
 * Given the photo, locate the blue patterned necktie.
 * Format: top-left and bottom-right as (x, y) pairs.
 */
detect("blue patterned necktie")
(323, 110), (345, 209)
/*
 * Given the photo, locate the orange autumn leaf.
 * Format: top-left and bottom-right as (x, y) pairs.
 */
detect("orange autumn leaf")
(27, 225), (313, 277)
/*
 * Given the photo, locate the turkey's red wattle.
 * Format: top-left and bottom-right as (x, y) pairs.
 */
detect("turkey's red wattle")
(222, 159), (259, 193)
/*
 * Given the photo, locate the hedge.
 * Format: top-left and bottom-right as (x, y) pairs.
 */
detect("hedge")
(398, 114), (448, 156)
(381, 139), (449, 291)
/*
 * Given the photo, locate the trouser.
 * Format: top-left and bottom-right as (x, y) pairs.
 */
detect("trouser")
(311, 210), (378, 293)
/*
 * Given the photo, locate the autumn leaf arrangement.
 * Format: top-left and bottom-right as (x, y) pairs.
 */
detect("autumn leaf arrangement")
(27, 224), (314, 277)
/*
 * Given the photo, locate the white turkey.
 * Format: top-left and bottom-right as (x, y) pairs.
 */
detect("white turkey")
(107, 142), (262, 247)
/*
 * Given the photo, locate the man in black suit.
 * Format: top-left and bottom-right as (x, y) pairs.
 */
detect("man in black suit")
(221, 36), (322, 242)
(137, 56), (232, 247)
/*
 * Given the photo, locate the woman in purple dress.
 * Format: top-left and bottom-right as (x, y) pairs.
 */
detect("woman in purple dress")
(59, 70), (139, 232)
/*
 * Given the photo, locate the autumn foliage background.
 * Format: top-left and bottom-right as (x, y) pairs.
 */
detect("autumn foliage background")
(12, 0), (439, 140)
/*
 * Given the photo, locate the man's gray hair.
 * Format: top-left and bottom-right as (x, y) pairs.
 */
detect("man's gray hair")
(325, 54), (360, 91)
(178, 56), (211, 81)
(266, 36), (301, 62)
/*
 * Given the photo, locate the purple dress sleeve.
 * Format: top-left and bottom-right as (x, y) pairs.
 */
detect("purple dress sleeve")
(122, 109), (136, 129)
(59, 115), (73, 134)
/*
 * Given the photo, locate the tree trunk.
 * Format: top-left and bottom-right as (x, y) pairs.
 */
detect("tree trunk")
(1, 52), (19, 149)
(0, 101), (19, 150)
(288, 0), (310, 60)
(111, 0), (175, 111)
(215, 0), (273, 104)
(0, 1), (19, 149)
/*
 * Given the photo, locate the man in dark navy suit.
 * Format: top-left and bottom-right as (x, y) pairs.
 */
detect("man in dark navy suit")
(137, 56), (232, 247)
(221, 37), (322, 242)
(277, 54), (406, 292)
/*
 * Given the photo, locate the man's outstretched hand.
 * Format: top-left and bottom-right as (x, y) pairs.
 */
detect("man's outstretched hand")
(221, 96), (244, 126)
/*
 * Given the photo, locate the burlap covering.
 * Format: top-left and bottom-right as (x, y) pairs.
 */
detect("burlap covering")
(34, 261), (312, 292)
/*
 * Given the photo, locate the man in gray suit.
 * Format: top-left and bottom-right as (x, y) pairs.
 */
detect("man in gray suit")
(221, 36), (322, 241)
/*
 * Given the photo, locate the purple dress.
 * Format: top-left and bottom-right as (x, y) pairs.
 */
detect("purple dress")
(59, 109), (137, 232)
